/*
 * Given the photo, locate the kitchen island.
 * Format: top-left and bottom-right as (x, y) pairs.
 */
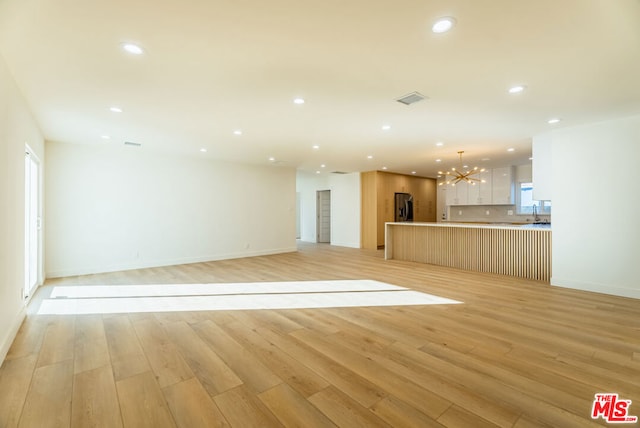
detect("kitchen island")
(385, 222), (551, 282)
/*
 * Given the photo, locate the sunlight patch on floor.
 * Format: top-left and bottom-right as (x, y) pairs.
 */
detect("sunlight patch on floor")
(36, 280), (462, 315)
(49, 279), (403, 298)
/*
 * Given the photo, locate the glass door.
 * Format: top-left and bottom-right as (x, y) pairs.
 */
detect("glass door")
(24, 148), (41, 299)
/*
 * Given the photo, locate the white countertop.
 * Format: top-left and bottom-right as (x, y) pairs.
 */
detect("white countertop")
(386, 222), (551, 230)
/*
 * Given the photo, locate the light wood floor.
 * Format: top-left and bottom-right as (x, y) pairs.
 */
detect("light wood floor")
(1, 242), (639, 427)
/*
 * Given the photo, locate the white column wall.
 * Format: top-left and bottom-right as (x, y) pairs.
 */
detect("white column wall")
(45, 142), (297, 277)
(0, 54), (45, 363)
(532, 132), (553, 201)
(548, 114), (640, 298)
(328, 172), (361, 248)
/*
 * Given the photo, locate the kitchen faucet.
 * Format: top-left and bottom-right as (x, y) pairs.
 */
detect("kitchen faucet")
(532, 203), (540, 223)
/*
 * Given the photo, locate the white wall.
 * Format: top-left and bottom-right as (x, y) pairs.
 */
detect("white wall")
(0, 54), (45, 363)
(532, 132), (553, 201)
(295, 171), (360, 248)
(296, 171), (328, 243)
(545, 115), (640, 299)
(45, 142), (297, 277)
(327, 173), (361, 248)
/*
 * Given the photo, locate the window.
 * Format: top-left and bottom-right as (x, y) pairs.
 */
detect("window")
(517, 182), (551, 214)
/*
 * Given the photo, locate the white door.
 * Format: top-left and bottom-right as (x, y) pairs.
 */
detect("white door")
(316, 190), (331, 243)
(24, 149), (41, 299)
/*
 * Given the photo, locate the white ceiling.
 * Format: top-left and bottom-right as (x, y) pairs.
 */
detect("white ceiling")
(1, 0), (639, 178)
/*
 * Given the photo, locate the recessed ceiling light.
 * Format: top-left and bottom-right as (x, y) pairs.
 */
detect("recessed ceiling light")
(432, 17), (456, 33)
(109, 107), (123, 113)
(293, 97), (305, 105)
(233, 130), (242, 135)
(268, 157), (275, 161)
(200, 148), (207, 153)
(508, 85), (526, 94)
(507, 148), (515, 152)
(122, 43), (144, 55)
(382, 166), (388, 170)
(316, 171), (321, 174)
(547, 118), (561, 124)
(382, 125), (391, 131)
(320, 164), (326, 168)
(367, 155), (373, 159)
(101, 135), (110, 140)
(435, 142), (444, 147)
(435, 159), (442, 163)
(529, 157), (534, 160)
(411, 171), (417, 175)
(312, 145), (320, 149)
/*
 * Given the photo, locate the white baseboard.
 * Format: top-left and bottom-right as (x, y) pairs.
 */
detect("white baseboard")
(330, 241), (361, 249)
(551, 277), (640, 300)
(45, 246), (298, 279)
(0, 308), (26, 367)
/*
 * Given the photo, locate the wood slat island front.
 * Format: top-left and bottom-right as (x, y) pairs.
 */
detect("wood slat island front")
(385, 222), (551, 282)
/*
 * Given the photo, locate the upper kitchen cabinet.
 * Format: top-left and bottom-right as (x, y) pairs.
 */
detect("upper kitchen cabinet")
(442, 167), (491, 206)
(444, 180), (469, 206)
(491, 166), (515, 204)
(467, 169), (492, 205)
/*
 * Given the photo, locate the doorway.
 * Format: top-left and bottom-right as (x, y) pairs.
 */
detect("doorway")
(316, 190), (331, 243)
(295, 192), (301, 239)
(24, 147), (41, 300)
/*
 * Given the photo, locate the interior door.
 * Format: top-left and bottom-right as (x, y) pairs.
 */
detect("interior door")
(24, 148), (41, 299)
(316, 190), (331, 243)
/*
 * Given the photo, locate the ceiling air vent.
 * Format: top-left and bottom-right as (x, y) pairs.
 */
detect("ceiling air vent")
(124, 141), (142, 147)
(396, 91), (427, 106)
(331, 171), (349, 174)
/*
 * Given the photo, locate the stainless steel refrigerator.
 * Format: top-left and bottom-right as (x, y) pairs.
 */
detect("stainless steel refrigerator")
(394, 192), (413, 222)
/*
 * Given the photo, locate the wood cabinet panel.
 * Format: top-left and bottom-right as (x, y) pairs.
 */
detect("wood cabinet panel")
(411, 177), (436, 222)
(361, 171), (437, 249)
(360, 171), (378, 250)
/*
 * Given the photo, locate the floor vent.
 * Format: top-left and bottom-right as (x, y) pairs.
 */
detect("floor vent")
(396, 91), (427, 105)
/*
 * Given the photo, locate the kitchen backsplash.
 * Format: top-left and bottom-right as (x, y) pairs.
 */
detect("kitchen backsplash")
(442, 205), (551, 224)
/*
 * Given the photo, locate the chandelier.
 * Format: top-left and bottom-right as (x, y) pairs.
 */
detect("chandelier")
(438, 151), (486, 186)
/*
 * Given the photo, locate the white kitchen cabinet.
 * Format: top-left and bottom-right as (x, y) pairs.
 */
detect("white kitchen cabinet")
(467, 169), (492, 205)
(442, 181), (454, 206)
(491, 166), (515, 204)
(441, 167), (515, 207)
(444, 179), (468, 205)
